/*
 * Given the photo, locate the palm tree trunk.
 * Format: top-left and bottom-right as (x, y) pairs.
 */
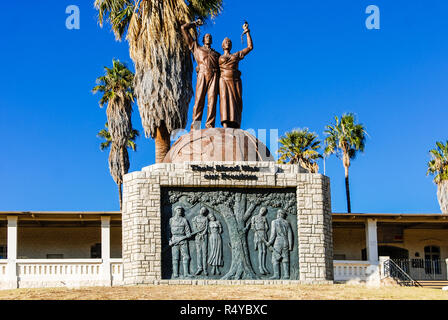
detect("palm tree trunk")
(120, 146), (127, 181)
(344, 165), (351, 213)
(119, 147), (126, 211)
(155, 121), (171, 163)
(118, 183), (123, 211)
(437, 180), (448, 214)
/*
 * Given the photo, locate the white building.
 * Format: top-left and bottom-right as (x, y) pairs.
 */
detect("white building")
(0, 211), (446, 289)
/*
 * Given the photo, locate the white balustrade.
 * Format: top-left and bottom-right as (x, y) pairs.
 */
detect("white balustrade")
(333, 260), (374, 281)
(17, 259), (103, 280)
(0, 259), (123, 288)
(110, 259), (124, 285)
(0, 259), (380, 287)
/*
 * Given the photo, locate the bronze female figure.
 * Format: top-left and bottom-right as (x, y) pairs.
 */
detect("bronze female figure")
(219, 22), (253, 129)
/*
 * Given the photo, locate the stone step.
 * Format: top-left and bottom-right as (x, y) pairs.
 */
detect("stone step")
(417, 280), (448, 289)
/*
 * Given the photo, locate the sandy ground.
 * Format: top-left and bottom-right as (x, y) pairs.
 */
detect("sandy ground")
(0, 284), (446, 300)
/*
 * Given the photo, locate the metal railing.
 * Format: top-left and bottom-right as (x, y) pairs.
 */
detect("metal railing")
(383, 259), (422, 287)
(391, 258), (446, 281)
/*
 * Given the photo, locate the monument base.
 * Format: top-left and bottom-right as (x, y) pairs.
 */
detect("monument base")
(122, 162), (334, 285)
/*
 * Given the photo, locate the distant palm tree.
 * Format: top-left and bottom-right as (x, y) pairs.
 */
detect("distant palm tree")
(94, 0), (223, 163)
(427, 141), (448, 214)
(278, 128), (322, 173)
(93, 59), (135, 209)
(324, 113), (367, 213)
(93, 59), (134, 147)
(98, 123), (139, 209)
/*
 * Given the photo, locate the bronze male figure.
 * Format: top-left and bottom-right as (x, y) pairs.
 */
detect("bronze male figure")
(181, 19), (220, 130)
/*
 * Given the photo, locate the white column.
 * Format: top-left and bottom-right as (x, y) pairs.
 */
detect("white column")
(101, 216), (111, 286)
(6, 216), (18, 289)
(445, 258), (448, 281)
(365, 218), (379, 263)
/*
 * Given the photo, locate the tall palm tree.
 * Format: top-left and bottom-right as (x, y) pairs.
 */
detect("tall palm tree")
(427, 141), (448, 214)
(278, 128), (322, 173)
(324, 113), (367, 213)
(98, 122), (140, 209)
(93, 59), (135, 209)
(94, 0), (223, 163)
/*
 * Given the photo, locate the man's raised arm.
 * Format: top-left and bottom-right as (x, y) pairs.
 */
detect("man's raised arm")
(181, 19), (203, 49)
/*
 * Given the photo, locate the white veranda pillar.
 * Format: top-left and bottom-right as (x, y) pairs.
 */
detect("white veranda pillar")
(6, 216), (18, 288)
(101, 216), (111, 286)
(365, 218), (379, 263)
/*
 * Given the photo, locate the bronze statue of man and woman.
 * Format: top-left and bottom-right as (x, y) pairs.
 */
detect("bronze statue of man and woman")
(181, 20), (253, 130)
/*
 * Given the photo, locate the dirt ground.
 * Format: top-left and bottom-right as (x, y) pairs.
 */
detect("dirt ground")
(0, 283), (446, 300)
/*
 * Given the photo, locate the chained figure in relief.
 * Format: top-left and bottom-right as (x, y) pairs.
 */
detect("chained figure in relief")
(250, 207), (270, 275)
(192, 207), (209, 276)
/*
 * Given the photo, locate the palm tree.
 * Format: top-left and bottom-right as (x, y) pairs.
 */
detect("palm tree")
(93, 59), (135, 209)
(98, 122), (140, 209)
(427, 141), (448, 214)
(277, 128), (322, 173)
(324, 113), (367, 213)
(93, 59), (134, 147)
(98, 122), (139, 151)
(94, 0), (223, 163)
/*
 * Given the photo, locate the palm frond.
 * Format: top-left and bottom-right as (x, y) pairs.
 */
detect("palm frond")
(427, 140), (448, 184)
(93, 59), (135, 147)
(277, 128), (322, 173)
(94, 0), (135, 40)
(324, 113), (367, 168)
(97, 122), (140, 152)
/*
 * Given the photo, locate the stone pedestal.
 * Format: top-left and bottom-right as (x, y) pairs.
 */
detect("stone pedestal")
(122, 162), (333, 285)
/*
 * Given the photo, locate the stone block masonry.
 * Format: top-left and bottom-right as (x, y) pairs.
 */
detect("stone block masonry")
(122, 161), (333, 285)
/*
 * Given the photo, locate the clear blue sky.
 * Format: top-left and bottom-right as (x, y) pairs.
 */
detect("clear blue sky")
(1, 0), (447, 213)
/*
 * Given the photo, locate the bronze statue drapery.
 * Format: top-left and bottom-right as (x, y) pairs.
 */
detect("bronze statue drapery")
(219, 22), (253, 129)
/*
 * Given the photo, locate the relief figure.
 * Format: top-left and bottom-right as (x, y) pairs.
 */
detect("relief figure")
(192, 207), (209, 276)
(169, 206), (192, 278)
(250, 207), (270, 275)
(207, 213), (224, 275)
(267, 209), (293, 279)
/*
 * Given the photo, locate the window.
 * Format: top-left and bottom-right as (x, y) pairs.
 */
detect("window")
(0, 246), (6, 259)
(424, 246), (441, 274)
(46, 254), (64, 259)
(91, 243), (101, 258)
